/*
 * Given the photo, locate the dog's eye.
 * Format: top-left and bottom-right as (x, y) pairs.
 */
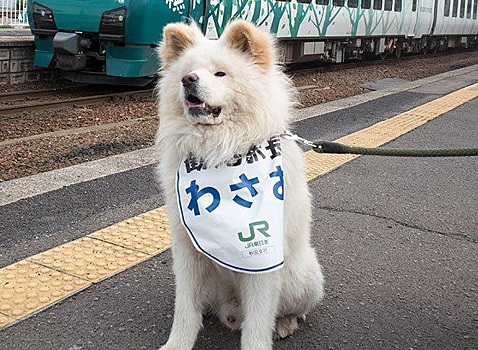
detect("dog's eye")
(214, 71), (226, 77)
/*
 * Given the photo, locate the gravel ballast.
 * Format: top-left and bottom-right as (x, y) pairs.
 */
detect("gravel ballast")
(2, 51), (478, 182)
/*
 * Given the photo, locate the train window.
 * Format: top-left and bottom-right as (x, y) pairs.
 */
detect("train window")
(373, 0), (382, 10)
(444, 0), (451, 16)
(349, 0), (358, 7)
(384, 0), (392, 10)
(394, 0), (402, 11)
(474, 0), (477, 19)
(453, 0), (459, 16)
(467, 0), (472, 17)
(361, 0), (372, 8)
(412, 0), (417, 11)
(333, 0), (344, 5)
(460, 0), (465, 17)
(317, 0), (329, 4)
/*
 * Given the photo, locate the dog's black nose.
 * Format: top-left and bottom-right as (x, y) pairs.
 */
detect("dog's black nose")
(182, 73), (199, 87)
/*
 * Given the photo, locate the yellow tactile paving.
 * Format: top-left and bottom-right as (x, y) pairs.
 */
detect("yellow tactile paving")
(0, 313), (16, 328)
(1, 82), (477, 330)
(28, 237), (149, 283)
(89, 207), (171, 255)
(305, 152), (357, 180)
(0, 260), (90, 321)
(304, 82), (478, 180)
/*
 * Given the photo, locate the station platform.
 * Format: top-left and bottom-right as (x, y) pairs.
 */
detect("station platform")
(0, 28), (48, 85)
(0, 66), (477, 349)
(0, 28), (32, 41)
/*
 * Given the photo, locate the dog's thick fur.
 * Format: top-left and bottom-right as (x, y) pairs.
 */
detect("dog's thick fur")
(155, 20), (324, 350)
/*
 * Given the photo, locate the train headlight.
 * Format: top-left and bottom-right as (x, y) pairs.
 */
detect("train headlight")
(32, 2), (57, 30)
(100, 7), (127, 41)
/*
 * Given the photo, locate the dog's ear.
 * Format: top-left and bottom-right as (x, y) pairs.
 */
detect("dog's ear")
(159, 22), (202, 68)
(222, 20), (274, 68)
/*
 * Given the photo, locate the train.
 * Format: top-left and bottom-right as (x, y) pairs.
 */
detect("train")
(26, 0), (478, 85)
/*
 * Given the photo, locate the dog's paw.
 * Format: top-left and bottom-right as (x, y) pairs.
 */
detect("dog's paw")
(274, 315), (299, 340)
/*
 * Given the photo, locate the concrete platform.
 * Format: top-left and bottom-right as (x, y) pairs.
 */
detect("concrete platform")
(0, 28), (33, 42)
(361, 77), (410, 91)
(0, 66), (477, 349)
(0, 28), (49, 85)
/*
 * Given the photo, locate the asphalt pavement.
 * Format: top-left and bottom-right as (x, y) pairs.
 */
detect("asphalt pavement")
(0, 68), (477, 350)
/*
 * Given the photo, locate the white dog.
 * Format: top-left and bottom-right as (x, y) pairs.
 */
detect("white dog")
(155, 20), (324, 350)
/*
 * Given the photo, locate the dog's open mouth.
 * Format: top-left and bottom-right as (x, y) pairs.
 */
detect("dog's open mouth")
(186, 93), (222, 118)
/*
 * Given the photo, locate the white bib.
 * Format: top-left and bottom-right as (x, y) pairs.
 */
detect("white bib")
(176, 136), (284, 274)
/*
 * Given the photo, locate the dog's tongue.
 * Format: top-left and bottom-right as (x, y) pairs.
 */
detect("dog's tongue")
(188, 101), (206, 108)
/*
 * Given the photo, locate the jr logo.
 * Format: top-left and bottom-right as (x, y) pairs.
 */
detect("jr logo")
(237, 221), (270, 242)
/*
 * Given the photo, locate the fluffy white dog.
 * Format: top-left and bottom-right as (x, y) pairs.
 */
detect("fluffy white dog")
(155, 20), (324, 350)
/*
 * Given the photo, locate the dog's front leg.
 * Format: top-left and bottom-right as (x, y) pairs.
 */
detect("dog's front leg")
(160, 242), (206, 350)
(240, 272), (282, 350)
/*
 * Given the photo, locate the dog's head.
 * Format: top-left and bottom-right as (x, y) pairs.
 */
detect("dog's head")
(158, 20), (293, 129)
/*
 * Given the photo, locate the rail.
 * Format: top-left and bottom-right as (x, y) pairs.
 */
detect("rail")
(0, 88), (155, 117)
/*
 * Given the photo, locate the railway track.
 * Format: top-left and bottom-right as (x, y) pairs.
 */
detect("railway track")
(2, 49), (478, 182)
(0, 50), (470, 120)
(0, 87), (79, 102)
(0, 87), (155, 117)
(0, 49), (462, 119)
(0, 117), (155, 148)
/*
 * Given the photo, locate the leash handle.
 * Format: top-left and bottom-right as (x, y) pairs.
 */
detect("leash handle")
(314, 140), (478, 157)
(314, 141), (352, 154)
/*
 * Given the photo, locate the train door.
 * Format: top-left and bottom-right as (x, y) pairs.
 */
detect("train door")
(188, 0), (209, 34)
(411, 0), (436, 38)
(407, 0), (419, 36)
(194, 0), (223, 39)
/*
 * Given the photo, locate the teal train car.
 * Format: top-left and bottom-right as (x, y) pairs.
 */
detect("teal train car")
(27, 0), (478, 85)
(27, 0), (191, 85)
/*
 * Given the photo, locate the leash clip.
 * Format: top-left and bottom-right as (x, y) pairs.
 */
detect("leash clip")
(281, 130), (317, 148)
